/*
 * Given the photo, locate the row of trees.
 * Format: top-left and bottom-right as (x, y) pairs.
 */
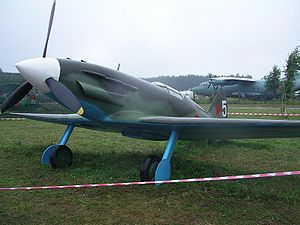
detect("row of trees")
(144, 75), (209, 91)
(209, 73), (252, 78)
(264, 46), (300, 99)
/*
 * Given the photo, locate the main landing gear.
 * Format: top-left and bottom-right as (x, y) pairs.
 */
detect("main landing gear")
(41, 125), (179, 184)
(41, 124), (75, 169)
(50, 145), (73, 169)
(140, 155), (160, 181)
(140, 130), (179, 184)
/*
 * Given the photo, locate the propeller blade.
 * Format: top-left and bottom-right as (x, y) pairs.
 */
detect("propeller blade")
(208, 82), (215, 89)
(45, 78), (84, 115)
(0, 81), (33, 113)
(42, 0), (56, 58)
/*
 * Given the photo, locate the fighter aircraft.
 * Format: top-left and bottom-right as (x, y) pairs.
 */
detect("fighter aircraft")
(193, 75), (300, 98)
(2, 1), (300, 183)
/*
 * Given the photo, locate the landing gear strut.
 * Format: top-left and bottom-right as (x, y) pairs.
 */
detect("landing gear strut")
(140, 130), (179, 184)
(41, 124), (75, 169)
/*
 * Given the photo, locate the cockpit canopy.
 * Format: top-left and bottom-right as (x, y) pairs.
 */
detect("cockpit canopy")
(199, 82), (210, 88)
(152, 82), (183, 99)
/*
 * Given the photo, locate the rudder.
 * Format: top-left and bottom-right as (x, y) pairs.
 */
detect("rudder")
(208, 87), (228, 118)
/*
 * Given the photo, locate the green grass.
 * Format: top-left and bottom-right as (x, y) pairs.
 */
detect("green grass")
(1, 108), (300, 224)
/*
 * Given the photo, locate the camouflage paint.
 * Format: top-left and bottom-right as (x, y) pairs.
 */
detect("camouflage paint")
(57, 58), (210, 121)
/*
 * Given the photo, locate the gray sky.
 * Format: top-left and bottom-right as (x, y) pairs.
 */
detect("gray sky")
(0, 0), (299, 79)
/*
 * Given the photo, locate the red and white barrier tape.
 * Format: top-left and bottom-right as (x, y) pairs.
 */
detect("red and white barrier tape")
(229, 112), (300, 117)
(1, 170), (299, 191)
(0, 118), (26, 120)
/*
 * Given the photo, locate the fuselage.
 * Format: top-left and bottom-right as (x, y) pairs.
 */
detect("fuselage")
(193, 77), (300, 98)
(16, 58), (209, 122)
(193, 80), (267, 98)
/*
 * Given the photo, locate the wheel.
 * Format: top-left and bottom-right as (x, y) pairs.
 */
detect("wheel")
(140, 155), (161, 181)
(50, 145), (73, 169)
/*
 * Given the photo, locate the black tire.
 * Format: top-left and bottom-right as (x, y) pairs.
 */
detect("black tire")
(140, 155), (160, 181)
(50, 145), (73, 169)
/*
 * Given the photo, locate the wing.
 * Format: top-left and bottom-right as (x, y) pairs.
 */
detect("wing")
(11, 113), (89, 125)
(140, 117), (300, 140)
(11, 113), (300, 141)
(210, 77), (255, 86)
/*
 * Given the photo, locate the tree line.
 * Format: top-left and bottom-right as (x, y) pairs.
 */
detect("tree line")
(144, 75), (209, 91)
(264, 46), (300, 100)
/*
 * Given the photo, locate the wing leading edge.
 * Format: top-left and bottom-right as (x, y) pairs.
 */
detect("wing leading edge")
(11, 113), (89, 125)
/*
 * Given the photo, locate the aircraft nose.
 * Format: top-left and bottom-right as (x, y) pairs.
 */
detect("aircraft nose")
(15, 58), (61, 93)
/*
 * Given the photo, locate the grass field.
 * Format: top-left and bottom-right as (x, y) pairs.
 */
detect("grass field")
(1, 105), (300, 224)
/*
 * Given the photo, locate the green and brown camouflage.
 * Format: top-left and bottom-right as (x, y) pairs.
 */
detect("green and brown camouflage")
(57, 58), (217, 121)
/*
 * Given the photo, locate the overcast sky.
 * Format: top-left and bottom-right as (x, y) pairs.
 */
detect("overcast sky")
(0, 0), (299, 79)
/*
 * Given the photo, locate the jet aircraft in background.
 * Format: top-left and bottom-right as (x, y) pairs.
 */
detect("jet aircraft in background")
(3, 0), (300, 183)
(193, 75), (300, 98)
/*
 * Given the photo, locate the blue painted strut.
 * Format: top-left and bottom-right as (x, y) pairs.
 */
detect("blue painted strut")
(41, 124), (75, 164)
(59, 124), (75, 145)
(155, 130), (179, 183)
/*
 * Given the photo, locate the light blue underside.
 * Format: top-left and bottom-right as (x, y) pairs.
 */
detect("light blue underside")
(41, 124), (75, 164)
(155, 130), (179, 185)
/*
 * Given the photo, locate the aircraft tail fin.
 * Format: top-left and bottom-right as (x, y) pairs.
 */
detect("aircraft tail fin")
(208, 87), (228, 118)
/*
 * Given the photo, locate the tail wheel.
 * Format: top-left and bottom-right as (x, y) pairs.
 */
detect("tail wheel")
(50, 145), (73, 169)
(140, 155), (161, 181)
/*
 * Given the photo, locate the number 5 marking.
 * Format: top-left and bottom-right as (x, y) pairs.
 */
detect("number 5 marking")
(222, 100), (228, 117)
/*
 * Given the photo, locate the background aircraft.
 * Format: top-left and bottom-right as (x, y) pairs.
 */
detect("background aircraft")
(192, 74), (300, 98)
(3, 0), (300, 184)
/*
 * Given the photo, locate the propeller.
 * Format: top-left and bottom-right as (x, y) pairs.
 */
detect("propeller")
(207, 74), (215, 89)
(207, 81), (220, 90)
(43, 0), (56, 58)
(207, 75), (221, 90)
(207, 80), (215, 89)
(0, 0), (56, 113)
(0, 82), (33, 113)
(45, 78), (84, 115)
